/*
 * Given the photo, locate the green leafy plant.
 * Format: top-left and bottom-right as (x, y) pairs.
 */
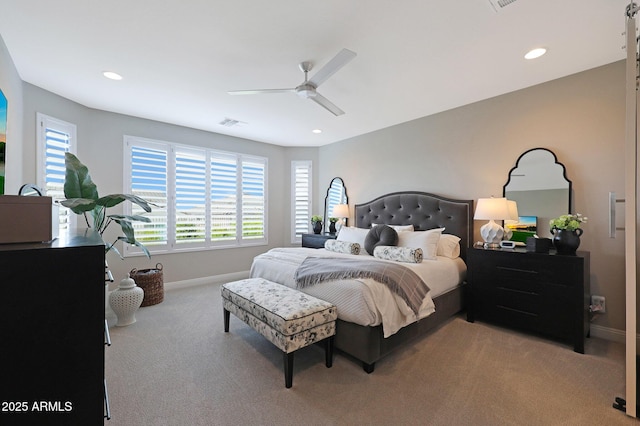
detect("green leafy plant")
(60, 152), (155, 258)
(549, 213), (587, 232)
(329, 217), (338, 223)
(311, 215), (323, 223)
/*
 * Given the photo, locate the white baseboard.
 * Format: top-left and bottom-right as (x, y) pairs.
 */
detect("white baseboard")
(164, 270), (250, 290)
(589, 323), (640, 353)
(590, 324), (626, 344)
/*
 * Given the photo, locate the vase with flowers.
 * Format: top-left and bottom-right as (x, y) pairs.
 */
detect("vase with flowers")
(311, 215), (323, 234)
(549, 213), (587, 255)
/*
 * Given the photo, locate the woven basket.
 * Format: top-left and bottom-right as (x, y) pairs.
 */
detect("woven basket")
(130, 263), (164, 307)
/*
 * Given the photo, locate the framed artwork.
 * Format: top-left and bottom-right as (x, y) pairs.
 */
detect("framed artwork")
(505, 215), (537, 243)
(0, 89), (6, 194)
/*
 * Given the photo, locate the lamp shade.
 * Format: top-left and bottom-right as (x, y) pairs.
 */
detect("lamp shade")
(506, 200), (519, 221)
(474, 198), (510, 220)
(332, 204), (349, 218)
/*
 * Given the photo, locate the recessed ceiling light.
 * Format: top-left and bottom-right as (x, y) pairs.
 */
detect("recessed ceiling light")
(312, 129), (322, 134)
(103, 71), (123, 80)
(524, 48), (546, 60)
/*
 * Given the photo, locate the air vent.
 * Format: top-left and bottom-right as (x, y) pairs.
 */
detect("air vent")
(219, 117), (246, 127)
(488, 0), (518, 12)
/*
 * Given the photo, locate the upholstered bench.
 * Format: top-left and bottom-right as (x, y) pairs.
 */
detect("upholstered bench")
(221, 278), (337, 388)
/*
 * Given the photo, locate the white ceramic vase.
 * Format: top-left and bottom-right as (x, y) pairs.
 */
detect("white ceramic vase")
(109, 274), (144, 326)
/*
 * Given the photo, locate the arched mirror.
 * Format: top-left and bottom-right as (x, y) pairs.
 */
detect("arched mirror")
(503, 148), (571, 239)
(324, 177), (348, 233)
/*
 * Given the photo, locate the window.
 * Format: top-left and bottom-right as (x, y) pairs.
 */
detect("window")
(124, 136), (267, 256)
(36, 113), (76, 233)
(291, 161), (312, 243)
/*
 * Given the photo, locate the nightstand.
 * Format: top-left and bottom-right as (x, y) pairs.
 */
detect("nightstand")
(301, 233), (337, 249)
(466, 247), (590, 353)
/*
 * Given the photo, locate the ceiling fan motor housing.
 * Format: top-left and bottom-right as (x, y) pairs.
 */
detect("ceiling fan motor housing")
(296, 83), (317, 99)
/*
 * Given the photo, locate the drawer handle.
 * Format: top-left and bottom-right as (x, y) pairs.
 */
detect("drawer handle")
(496, 266), (538, 274)
(497, 286), (539, 296)
(497, 305), (538, 317)
(104, 379), (111, 420)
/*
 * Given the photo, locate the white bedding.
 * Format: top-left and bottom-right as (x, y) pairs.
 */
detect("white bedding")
(249, 247), (466, 338)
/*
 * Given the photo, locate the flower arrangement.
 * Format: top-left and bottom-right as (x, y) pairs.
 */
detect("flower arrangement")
(311, 215), (323, 223)
(329, 217), (338, 223)
(549, 213), (587, 232)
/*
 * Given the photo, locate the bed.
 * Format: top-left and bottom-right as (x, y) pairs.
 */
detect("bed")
(250, 191), (474, 373)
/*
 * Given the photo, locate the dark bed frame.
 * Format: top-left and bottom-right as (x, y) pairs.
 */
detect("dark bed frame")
(333, 191), (474, 373)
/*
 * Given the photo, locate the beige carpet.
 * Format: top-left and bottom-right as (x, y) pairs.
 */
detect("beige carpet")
(105, 283), (637, 426)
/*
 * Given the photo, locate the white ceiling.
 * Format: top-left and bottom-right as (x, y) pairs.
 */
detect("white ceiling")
(0, 0), (630, 147)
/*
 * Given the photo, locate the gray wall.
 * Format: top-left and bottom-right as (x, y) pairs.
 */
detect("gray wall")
(319, 61), (626, 331)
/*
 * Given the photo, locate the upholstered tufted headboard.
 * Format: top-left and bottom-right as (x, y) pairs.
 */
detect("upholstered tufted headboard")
(354, 191), (474, 260)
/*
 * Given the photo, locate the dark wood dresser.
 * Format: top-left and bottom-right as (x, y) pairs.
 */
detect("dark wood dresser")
(0, 229), (106, 425)
(466, 247), (590, 353)
(301, 233), (337, 249)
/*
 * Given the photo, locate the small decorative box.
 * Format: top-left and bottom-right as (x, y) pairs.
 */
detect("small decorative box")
(526, 237), (551, 253)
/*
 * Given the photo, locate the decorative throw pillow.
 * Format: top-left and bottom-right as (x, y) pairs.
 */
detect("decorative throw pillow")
(324, 239), (361, 255)
(397, 227), (444, 260)
(437, 234), (461, 259)
(364, 224), (398, 255)
(336, 227), (369, 250)
(372, 223), (414, 232)
(373, 245), (423, 263)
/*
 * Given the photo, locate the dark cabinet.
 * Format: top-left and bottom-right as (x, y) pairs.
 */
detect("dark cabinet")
(0, 230), (105, 425)
(467, 247), (590, 353)
(301, 233), (337, 249)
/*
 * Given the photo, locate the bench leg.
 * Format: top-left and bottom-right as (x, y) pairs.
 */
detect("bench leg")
(223, 308), (230, 332)
(325, 336), (334, 368)
(283, 352), (294, 388)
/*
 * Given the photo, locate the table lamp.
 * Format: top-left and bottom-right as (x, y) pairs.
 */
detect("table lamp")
(474, 197), (510, 248)
(332, 204), (349, 231)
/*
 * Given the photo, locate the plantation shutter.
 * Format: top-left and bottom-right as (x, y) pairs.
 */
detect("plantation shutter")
(36, 113), (76, 233)
(211, 154), (237, 242)
(129, 144), (168, 248)
(241, 157), (266, 240)
(175, 148), (207, 244)
(292, 161), (312, 241)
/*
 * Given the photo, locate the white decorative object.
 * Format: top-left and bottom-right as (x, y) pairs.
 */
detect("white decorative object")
(503, 200), (520, 240)
(109, 274), (144, 326)
(474, 197), (510, 248)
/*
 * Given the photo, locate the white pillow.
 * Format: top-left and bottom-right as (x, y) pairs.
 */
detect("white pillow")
(397, 228), (444, 260)
(325, 239), (361, 255)
(373, 245), (423, 263)
(336, 227), (369, 248)
(437, 234), (461, 259)
(372, 223), (414, 232)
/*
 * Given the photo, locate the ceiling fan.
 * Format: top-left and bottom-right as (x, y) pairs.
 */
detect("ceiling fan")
(228, 48), (357, 116)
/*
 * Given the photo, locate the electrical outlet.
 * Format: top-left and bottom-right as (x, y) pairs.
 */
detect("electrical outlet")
(591, 295), (606, 313)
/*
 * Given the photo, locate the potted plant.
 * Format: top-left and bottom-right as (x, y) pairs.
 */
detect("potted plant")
(311, 215), (323, 234)
(549, 213), (587, 255)
(329, 217), (338, 234)
(60, 152), (156, 258)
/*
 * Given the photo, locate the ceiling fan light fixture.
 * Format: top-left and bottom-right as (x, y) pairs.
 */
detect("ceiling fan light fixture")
(524, 47), (547, 60)
(296, 84), (317, 99)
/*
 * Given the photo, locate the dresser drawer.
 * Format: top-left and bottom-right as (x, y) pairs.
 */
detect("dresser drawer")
(490, 255), (580, 287)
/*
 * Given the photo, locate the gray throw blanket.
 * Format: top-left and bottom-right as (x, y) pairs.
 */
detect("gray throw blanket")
(294, 257), (430, 315)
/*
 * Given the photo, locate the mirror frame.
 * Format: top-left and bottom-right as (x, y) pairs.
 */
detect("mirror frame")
(324, 177), (348, 232)
(503, 147), (572, 225)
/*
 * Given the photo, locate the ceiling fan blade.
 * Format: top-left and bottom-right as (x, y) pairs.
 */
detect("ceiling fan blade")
(308, 48), (357, 88)
(228, 88), (295, 95)
(310, 92), (345, 116)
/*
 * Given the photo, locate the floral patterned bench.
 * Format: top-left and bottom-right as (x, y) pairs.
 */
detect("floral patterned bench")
(221, 278), (337, 388)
